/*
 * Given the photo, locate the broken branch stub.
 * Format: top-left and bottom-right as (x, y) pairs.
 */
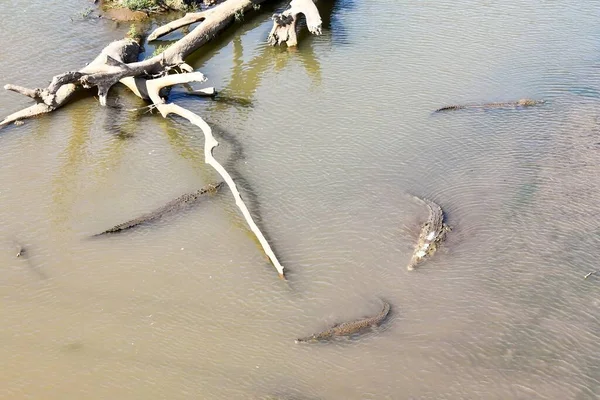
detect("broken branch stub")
(145, 73), (286, 279)
(268, 0), (322, 47)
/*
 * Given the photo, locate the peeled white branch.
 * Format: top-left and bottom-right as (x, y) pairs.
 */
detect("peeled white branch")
(146, 72), (286, 279)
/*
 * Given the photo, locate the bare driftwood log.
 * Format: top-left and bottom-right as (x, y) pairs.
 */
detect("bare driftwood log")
(268, 0), (322, 47)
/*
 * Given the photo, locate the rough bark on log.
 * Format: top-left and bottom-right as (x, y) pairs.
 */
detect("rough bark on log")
(0, 38), (141, 128)
(147, 0), (270, 41)
(268, 0), (322, 47)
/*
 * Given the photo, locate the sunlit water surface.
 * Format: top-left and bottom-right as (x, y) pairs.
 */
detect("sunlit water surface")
(1, 1), (599, 399)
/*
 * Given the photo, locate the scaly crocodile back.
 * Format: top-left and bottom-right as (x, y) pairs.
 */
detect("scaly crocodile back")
(94, 182), (223, 236)
(435, 98), (544, 113)
(296, 301), (391, 343)
(407, 196), (448, 270)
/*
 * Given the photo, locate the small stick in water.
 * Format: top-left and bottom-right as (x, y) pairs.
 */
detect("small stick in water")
(16, 246), (26, 257)
(584, 270), (598, 279)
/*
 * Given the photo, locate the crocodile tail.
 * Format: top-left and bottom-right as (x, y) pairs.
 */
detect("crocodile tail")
(379, 301), (391, 321)
(434, 105), (465, 112)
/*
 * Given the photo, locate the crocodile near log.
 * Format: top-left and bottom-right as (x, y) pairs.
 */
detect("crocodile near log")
(93, 182), (223, 236)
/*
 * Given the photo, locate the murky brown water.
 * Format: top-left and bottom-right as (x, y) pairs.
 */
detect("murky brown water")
(1, 0), (600, 399)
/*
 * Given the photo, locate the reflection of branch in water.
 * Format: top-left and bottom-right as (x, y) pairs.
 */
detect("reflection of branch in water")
(51, 101), (93, 232)
(211, 123), (260, 216)
(181, 2), (335, 113)
(224, 32), (323, 101)
(91, 94), (152, 188)
(172, 85), (255, 109)
(103, 100), (142, 139)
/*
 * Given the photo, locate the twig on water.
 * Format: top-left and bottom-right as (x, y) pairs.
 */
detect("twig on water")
(584, 270), (598, 279)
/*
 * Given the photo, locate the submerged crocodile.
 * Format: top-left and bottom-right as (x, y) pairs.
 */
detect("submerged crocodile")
(407, 196), (450, 271)
(93, 182), (223, 236)
(435, 98), (545, 113)
(295, 301), (391, 343)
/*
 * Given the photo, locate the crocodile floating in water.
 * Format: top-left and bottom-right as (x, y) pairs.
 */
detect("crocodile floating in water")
(435, 98), (545, 113)
(295, 301), (391, 343)
(407, 196), (450, 271)
(93, 182), (223, 236)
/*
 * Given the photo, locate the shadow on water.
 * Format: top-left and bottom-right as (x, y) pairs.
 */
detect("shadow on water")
(321, 0), (356, 46)
(51, 104), (94, 233)
(11, 239), (48, 280)
(217, 31), (323, 101)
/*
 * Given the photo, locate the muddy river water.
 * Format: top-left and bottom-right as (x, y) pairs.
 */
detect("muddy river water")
(1, 1), (599, 399)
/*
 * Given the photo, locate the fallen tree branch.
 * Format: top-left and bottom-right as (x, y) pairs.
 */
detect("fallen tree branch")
(0, 38), (141, 128)
(268, 0), (322, 47)
(146, 72), (286, 278)
(147, 11), (208, 41)
(4, 85), (42, 100)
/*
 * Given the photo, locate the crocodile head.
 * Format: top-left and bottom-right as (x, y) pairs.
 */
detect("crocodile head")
(517, 98), (544, 106)
(295, 335), (317, 344)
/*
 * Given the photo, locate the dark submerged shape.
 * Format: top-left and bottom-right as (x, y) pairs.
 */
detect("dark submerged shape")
(295, 301), (391, 343)
(407, 196), (450, 271)
(93, 182), (223, 236)
(434, 98), (545, 113)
